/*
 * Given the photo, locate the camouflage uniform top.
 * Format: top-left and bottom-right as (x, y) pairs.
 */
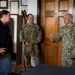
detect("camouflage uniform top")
(20, 23), (42, 44)
(53, 24), (75, 67)
(19, 23), (42, 54)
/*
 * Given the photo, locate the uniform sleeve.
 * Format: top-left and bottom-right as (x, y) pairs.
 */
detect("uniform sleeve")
(19, 25), (26, 42)
(53, 29), (62, 43)
(34, 26), (42, 43)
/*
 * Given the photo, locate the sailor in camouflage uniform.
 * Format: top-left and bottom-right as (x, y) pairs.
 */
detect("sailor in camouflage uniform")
(49, 13), (75, 68)
(19, 13), (42, 70)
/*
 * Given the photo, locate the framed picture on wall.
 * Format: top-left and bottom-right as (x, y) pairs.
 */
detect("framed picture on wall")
(21, 0), (27, 5)
(10, 1), (19, 14)
(0, 0), (8, 9)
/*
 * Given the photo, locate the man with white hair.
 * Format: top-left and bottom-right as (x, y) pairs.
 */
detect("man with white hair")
(49, 13), (75, 68)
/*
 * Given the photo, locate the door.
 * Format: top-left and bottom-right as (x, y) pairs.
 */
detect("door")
(40, 0), (73, 66)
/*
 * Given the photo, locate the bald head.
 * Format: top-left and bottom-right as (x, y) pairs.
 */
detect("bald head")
(64, 13), (73, 20)
(63, 13), (73, 26)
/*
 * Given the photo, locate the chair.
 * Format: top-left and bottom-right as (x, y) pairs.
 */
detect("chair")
(0, 58), (11, 75)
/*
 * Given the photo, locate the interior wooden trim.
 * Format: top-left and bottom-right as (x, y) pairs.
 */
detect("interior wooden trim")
(73, 0), (75, 24)
(37, 0), (41, 25)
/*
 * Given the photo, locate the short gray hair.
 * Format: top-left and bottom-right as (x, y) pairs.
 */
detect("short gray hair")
(64, 13), (73, 19)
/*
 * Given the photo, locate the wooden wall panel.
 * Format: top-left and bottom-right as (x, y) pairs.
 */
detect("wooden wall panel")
(58, 16), (65, 28)
(46, 0), (55, 1)
(59, 0), (68, 11)
(45, 17), (55, 37)
(46, 2), (54, 11)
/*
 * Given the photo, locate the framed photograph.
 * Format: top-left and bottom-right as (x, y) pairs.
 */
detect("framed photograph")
(0, 0), (8, 9)
(21, 0), (27, 5)
(20, 5), (28, 15)
(10, 1), (19, 14)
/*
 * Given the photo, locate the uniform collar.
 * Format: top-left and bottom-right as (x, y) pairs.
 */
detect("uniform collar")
(65, 24), (74, 29)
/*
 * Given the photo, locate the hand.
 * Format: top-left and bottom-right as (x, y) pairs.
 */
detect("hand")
(0, 48), (6, 54)
(30, 41), (35, 45)
(26, 42), (31, 46)
(49, 34), (53, 41)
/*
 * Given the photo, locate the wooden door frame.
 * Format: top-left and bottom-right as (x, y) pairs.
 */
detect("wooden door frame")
(73, 0), (75, 24)
(37, 0), (41, 25)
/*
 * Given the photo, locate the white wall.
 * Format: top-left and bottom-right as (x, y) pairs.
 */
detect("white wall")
(28, 0), (37, 23)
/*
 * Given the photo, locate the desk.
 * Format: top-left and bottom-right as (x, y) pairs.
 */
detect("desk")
(19, 64), (75, 75)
